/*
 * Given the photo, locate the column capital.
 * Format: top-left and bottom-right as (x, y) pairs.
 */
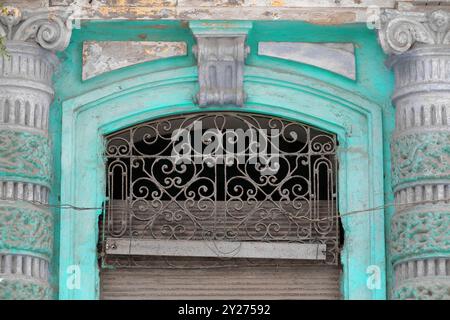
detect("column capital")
(378, 9), (450, 55)
(0, 6), (72, 52)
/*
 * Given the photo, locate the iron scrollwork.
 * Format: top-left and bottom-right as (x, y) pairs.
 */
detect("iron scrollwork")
(102, 112), (340, 265)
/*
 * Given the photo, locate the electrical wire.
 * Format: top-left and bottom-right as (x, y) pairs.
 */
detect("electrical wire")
(13, 196), (450, 220)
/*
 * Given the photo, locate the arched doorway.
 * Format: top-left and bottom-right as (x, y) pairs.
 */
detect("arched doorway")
(99, 112), (342, 299)
(58, 65), (386, 300)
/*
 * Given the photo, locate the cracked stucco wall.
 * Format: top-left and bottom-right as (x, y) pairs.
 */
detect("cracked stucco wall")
(3, 1), (448, 24)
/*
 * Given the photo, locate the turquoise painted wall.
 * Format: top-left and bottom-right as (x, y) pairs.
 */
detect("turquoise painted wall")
(51, 20), (395, 299)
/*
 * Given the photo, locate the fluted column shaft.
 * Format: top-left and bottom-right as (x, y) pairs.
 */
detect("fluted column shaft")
(0, 7), (71, 299)
(0, 41), (57, 299)
(379, 10), (450, 300)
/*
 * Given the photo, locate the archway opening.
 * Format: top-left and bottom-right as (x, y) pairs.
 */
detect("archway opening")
(98, 112), (343, 299)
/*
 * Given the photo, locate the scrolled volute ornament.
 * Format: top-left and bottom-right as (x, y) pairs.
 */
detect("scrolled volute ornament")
(0, 6), (72, 52)
(378, 9), (450, 55)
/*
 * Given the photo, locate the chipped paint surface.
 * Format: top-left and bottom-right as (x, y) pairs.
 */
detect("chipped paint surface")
(271, 0), (284, 6)
(88, 6), (361, 24)
(9, 0), (444, 24)
(82, 41), (187, 80)
(4, 0), (48, 9)
(258, 42), (356, 80)
(4, 0), (402, 23)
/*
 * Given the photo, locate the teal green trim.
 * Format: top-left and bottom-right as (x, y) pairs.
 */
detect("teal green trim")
(0, 201), (53, 259)
(53, 20), (394, 300)
(0, 130), (52, 188)
(394, 281), (450, 300)
(189, 21), (253, 35)
(391, 210), (450, 263)
(0, 278), (52, 300)
(392, 131), (450, 189)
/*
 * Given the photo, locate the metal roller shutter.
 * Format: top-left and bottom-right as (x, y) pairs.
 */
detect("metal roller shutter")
(100, 259), (341, 300)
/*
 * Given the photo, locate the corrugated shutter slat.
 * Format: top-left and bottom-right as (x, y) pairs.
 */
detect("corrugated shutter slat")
(100, 263), (341, 300)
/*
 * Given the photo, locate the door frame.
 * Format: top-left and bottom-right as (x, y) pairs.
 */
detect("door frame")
(59, 65), (386, 299)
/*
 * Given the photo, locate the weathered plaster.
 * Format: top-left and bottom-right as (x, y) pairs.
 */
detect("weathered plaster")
(258, 42), (356, 80)
(394, 277), (450, 300)
(0, 130), (52, 187)
(0, 277), (52, 300)
(2, 1), (48, 10)
(391, 131), (450, 187)
(5, 0), (450, 24)
(4, 0), (398, 23)
(391, 210), (450, 261)
(0, 202), (53, 258)
(82, 40), (187, 80)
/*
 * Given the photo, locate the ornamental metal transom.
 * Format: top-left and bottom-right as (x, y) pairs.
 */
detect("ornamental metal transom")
(101, 112), (340, 265)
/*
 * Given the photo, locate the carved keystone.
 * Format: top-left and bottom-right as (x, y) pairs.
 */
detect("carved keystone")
(190, 22), (252, 107)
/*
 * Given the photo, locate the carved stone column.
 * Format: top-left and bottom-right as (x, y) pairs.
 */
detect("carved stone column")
(379, 9), (450, 299)
(0, 7), (71, 299)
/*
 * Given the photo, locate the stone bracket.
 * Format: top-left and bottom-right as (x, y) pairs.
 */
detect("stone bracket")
(190, 21), (252, 107)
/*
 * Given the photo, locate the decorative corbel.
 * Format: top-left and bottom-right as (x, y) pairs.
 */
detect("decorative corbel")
(190, 22), (252, 107)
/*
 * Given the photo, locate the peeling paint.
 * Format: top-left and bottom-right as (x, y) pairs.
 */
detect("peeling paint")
(258, 42), (356, 79)
(271, 0), (284, 7)
(82, 40), (187, 80)
(40, 0), (400, 23)
(103, 0), (177, 6)
(97, 6), (176, 19)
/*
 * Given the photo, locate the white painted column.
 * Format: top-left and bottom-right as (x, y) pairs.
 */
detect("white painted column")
(378, 9), (450, 299)
(0, 6), (71, 299)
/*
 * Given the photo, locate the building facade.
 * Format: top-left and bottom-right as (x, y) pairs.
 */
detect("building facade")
(0, 0), (449, 300)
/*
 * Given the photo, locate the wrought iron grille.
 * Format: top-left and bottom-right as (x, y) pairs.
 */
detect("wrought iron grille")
(101, 112), (340, 266)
